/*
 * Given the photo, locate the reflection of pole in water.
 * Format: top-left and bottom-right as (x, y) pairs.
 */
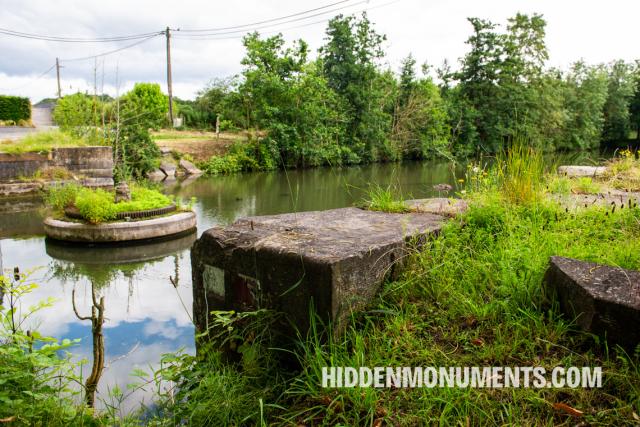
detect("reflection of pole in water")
(72, 283), (105, 408)
(170, 253), (180, 288)
(127, 275), (134, 314)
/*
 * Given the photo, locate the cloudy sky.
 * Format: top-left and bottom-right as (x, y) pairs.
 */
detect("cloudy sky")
(0, 0), (637, 102)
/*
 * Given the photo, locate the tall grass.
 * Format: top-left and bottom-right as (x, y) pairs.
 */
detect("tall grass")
(495, 138), (545, 204)
(364, 184), (408, 213)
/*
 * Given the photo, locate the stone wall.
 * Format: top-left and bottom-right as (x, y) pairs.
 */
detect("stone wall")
(0, 152), (48, 181)
(0, 146), (114, 196)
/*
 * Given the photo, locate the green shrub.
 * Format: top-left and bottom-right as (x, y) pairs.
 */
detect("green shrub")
(115, 124), (161, 179)
(121, 83), (169, 129)
(0, 95), (31, 121)
(46, 184), (173, 224)
(46, 183), (81, 211)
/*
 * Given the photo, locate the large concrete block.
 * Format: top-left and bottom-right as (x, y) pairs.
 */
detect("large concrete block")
(544, 256), (640, 349)
(191, 207), (445, 336)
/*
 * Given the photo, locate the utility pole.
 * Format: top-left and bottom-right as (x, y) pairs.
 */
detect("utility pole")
(55, 58), (62, 98)
(165, 27), (174, 127)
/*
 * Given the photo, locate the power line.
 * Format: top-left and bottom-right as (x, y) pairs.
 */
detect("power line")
(59, 34), (162, 62)
(0, 63), (56, 91)
(0, 0), (359, 43)
(0, 27), (161, 43)
(179, 0), (356, 32)
(173, 0), (369, 38)
(172, 0), (400, 41)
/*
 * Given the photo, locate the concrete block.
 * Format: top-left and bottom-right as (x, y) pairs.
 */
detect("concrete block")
(544, 256), (640, 349)
(191, 207), (446, 336)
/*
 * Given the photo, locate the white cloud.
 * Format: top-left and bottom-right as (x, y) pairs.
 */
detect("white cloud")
(0, 0), (638, 101)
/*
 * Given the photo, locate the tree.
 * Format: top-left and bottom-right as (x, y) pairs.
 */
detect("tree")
(237, 33), (347, 168)
(602, 60), (636, 142)
(450, 14), (550, 153)
(320, 13), (389, 161)
(554, 62), (608, 150)
(629, 61), (640, 141)
(120, 83), (169, 129)
(392, 55), (451, 159)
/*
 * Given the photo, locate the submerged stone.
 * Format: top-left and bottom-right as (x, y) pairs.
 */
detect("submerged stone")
(191, 207), (446, 337)
(543, 256), (640, 348)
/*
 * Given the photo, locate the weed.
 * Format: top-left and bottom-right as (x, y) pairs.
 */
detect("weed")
(365, 184), (408, 213)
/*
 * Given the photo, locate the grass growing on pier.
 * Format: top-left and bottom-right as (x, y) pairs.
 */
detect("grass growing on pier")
(364, 184), (409, 213)
(0, 130), (91, 154)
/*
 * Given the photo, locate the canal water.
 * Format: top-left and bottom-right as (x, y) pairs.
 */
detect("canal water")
(0, 154), (603, 411)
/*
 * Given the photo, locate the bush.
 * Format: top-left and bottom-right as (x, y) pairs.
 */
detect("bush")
(200, 143), (262, 175)
(53, 93), (97, 130)
(121, 83), (169, 129)
(0, 95), (31, 121)
(114, 124), (161, 179)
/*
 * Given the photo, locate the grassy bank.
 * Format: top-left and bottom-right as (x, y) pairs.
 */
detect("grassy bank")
(144, 152), (640, 425)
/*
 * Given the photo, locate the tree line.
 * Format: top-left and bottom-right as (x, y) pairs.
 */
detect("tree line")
(52, 12), (640, 176)
(178, 12), (640, 172)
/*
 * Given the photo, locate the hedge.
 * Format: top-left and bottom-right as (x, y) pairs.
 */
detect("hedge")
(0, 95), (31, 121)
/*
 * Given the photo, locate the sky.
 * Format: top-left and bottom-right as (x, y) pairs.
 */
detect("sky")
(0, 0), (638, 103)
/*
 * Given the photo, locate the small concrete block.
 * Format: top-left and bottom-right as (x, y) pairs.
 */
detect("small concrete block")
(558, 165), (607, 177)
(543, 256), (640, 348)
(405, 198), (468, 217)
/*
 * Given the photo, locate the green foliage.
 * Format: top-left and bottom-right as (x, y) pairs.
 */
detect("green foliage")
(602, 60), (636, 142)
(114, 124), (161, 179)
(200, 143), (262, 175)
(120, 83), (169, 129)
(0, 95), (31, 121)
(46, 184), (172, 224)
(53, 93), (96, 130)
(0, 271), (94, 426)
(321, 13), (389, 161)
(45, 182), (81, 211)
(0, 130), (90, 154)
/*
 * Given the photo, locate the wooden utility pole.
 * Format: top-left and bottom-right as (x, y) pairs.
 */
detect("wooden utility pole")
(165, 27), (174, 127)
(55, 58), (62, 98)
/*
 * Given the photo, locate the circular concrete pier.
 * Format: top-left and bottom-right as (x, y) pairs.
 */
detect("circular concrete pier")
(44, 211), (197, 243)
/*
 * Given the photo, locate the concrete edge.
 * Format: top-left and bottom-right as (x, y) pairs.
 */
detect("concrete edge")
(44, 211), (196, 243)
